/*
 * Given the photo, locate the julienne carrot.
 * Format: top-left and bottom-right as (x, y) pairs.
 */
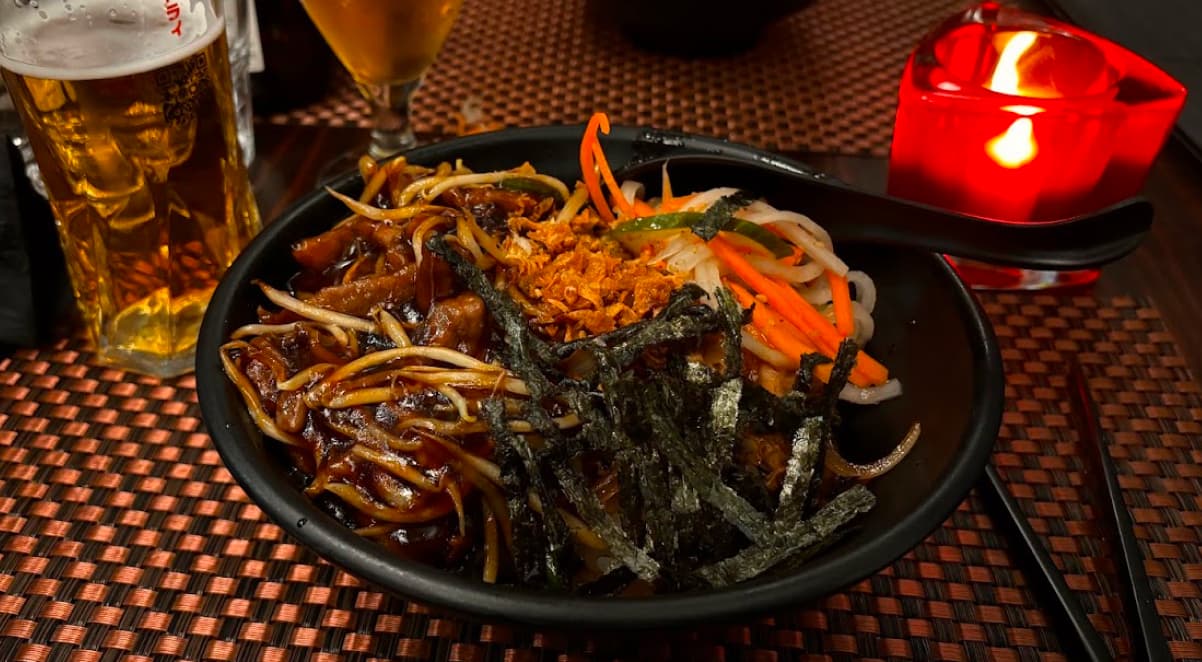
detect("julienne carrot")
(726, 279), (858, 387)
(827, 270), (855, 336)
(591, 142), (638, 219)
(579, 112), (637, 222)
(725, 280), (816, 359)
(579, 114), (613, 223)
(709, 236), (888, 386)
(709, 237), (838, 350)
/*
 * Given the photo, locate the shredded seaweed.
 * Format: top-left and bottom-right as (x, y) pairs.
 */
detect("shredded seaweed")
(775, 417), (824, 524)
(482, 399), (571, 587)
(695, 484), (876, 586)
(639, 383), (771, 544)
(436, 239), (879, 592)
(550, 462), (661, 582)
(707, 378), (742, 470)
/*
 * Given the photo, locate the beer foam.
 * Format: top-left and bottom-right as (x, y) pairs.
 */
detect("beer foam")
(0, 0), (223, 80)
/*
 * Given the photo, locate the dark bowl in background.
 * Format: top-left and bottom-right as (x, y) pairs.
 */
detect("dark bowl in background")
(610, 0), (814, 56)
(195, 125), (1004, 629)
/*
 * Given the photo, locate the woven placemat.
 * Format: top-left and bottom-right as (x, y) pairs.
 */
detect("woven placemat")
(0, 294), (1200, 661)
(264, 0), (976, 157)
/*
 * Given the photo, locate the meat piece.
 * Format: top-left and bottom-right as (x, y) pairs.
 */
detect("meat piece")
(412, 291), (488, 356)
(292, 217), (413, 272)
(439, 186), (542, 234)
(414, 252), (457, 314)
(291, 220), (366, 270)
(304, 265), (418, 317)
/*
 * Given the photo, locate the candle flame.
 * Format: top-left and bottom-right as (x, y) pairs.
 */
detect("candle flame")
(989, 31), (1040, 95)
(986, 117), (1038, 168)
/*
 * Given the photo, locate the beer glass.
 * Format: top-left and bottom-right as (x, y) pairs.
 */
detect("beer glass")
(0, 0), (262, 378)
(301, 0), (463, 158)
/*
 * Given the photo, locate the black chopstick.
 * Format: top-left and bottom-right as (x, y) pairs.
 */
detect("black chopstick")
(1067, 360), (1172, 662)
(980, 465), (1112, 662)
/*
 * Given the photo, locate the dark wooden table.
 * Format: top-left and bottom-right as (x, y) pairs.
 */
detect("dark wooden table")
(250, 121), (1202, 376)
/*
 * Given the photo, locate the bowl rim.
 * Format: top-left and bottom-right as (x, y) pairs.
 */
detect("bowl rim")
(196, 124), (1004, 629)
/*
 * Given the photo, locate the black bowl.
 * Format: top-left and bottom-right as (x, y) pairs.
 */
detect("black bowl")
(196, 125), (1003, 629)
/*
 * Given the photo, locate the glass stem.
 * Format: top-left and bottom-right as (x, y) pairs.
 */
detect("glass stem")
(360, 78), (420, 159)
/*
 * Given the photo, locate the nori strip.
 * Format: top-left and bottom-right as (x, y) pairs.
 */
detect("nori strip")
(823, 339), (860, 415)
(707, 377), (742, 470)
(774, 417), (824, 524)
(431, 236), (567, 442)
(549, 462), (661, 582)
(554, 284), (711, 363)
(482, 399), (571, 587)
(690, 192), (753, 241)
(570, 307), (720, 371)
(695, 484), (876, 587)
(713, 287), (746, 379)
(637, 447), (680, 558)
(596, 374), (680, 560)
(639, 384), (771, 544)
(493, 440), (544, 584)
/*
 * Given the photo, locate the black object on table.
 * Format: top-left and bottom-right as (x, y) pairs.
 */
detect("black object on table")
(980, 465), (1113, 662)
(1067, 360), (1173, 662)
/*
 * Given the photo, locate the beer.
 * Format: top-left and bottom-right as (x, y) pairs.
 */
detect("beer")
(301, 0), (463, 86)
(0, 0), (260, 377)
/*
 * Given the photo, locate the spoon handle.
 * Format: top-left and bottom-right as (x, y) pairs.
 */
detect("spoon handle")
(794, 179), (1152, 270)
(617, 154), (1152, 270)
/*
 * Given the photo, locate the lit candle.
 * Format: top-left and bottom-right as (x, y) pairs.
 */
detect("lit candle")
(886, 3), (1185, 288)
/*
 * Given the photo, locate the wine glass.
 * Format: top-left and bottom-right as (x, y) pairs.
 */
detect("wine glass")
(300, 0), (464, 159)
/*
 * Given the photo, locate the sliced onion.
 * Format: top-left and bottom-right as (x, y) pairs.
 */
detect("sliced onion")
(666, 242), (714, 273)
(693, 257), (722, 303)
(619, 180), (645, 206)
(650, 232), (695, 263)
(738, 205), (834, 249)
(798, 280), (832, 305)
(825, 421), (920, 479)
(680, 187), (741, 212)
(769, 222), (848, 276)
(743, 253), (824, 285)
(740, 330), (793, 369)
(838, 378), (901, 404)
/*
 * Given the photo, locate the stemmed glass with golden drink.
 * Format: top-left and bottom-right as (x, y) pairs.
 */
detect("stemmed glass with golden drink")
(0, 0), (261, 378)
(301, 0), (464, 158)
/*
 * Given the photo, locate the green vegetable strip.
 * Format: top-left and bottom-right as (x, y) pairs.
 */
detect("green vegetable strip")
(696, 484), (876, 587)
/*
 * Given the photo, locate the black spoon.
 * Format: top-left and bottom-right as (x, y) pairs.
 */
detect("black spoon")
(616, 154), (1152, 271)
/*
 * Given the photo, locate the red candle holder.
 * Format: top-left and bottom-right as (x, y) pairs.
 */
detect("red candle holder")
(887, 3), (1186, 290)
